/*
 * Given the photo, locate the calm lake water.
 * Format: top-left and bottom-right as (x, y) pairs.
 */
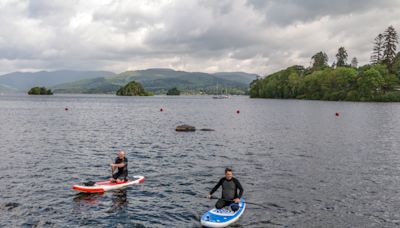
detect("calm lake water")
(1, 94), (400, 227)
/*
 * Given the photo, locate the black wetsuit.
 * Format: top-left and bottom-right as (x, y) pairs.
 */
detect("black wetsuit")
(210, 177), (243, 211)
(112, 157), (128, 181)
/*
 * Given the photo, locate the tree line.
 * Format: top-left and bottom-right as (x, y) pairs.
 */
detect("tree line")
(250, 25), (400, 101)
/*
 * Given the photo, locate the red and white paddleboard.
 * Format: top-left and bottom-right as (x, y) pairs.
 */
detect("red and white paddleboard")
(72, 175), (145, 193)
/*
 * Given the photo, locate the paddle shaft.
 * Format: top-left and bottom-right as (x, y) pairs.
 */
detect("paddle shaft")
(209, 196), (268, 209)
(110, 157), (115, 177)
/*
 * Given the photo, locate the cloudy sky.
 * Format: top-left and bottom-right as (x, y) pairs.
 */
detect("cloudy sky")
(0, 0), (399, 75)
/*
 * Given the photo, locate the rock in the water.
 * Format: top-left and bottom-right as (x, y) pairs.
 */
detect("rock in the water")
(199, 128), (215, 131)
(176, 125), (196, 132)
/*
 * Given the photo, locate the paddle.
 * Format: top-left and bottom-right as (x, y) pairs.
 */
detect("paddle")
(74, 157), (115, 188)
(208, 196), (268, 209)
(84, 157), (114, 186)
(110, 156), (114, 178)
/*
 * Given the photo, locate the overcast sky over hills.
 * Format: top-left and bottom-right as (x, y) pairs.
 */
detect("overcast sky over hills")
(0, 0), (399, 75)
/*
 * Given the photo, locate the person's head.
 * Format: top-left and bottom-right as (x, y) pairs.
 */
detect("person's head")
(118, 150), (125, 159)
(225, 167), (233, 180)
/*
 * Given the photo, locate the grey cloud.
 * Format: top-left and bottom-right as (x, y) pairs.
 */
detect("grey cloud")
(199, 0), (234, 16)
(92, 4), (158, 31)
(143, 1), (263, 56)
(27, 0), (74, 17)
(145, 25), (262, 55)
(0, 0), (399, 75)
(247, 0), (400, 26)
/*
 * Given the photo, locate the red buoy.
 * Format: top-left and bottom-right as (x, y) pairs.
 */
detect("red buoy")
(335, 112), (339, 116)
(160, 108), (163, 112)
(236, 110), (240, 114)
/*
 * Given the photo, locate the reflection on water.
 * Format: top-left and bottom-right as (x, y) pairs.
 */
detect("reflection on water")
(72, 190), (128, 214)
(108, 190), (128, 213)
(73, 192), (104, 205)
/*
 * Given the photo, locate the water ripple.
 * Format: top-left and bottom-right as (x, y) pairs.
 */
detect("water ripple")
(1, 95), (400, 227)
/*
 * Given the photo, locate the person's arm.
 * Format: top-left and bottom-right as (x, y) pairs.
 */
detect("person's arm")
(234, 178), (244, 198)
(111, 158), (127, 168)
(112, 163), (125, 168)
(209, 178), (224, 195)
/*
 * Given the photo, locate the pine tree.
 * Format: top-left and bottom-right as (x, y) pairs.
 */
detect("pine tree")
(351, 57), (358, 68)
(336, 47), (348, 67)
(371, 33), (384, 64)
(382, 26), (398, 67)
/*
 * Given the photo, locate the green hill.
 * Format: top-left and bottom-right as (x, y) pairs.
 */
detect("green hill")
(213, 72), (259, 85)
(0, 84), (18, 93)
(52, 68), (258, 94)
(52, 77), (120, 94)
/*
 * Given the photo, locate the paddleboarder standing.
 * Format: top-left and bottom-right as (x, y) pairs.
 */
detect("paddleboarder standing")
(208, 167), (244, 211)
(110, 150), (128, 182)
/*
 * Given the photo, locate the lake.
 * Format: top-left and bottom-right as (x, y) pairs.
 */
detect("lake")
(1, 94), (400, 227)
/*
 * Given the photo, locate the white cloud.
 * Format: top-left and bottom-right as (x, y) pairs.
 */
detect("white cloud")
(0, 0), (399, 75)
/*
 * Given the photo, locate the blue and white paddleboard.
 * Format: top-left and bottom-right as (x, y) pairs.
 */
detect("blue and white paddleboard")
(200, 199), (246, 228)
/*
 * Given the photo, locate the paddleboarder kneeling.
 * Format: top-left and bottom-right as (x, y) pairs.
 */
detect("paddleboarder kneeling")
(208, 167), (244, 211)
(110, 150), (128, 183)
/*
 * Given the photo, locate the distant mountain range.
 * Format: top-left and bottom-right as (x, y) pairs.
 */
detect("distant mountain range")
(52, 69), (258, 94)
(0, 68), (259, 94)
(0, 70), (116, 91)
